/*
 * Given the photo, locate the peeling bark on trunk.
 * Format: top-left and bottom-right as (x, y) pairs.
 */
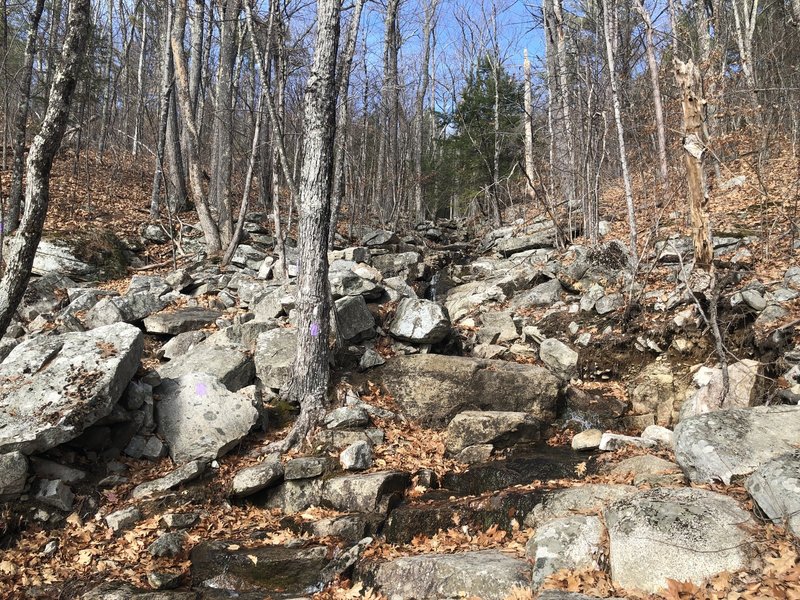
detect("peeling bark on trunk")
(675, 58), (713, 268)
(0, 0), (90, 339)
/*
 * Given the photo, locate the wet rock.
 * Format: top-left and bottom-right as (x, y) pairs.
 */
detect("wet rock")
(158, 341), (254, 391)
(538, 338), (578, 379)
(605, 487), (756, 593)
(335, 295), (376, 342)
(389, 298), (451, 344)
(105, 506), (142, 533)
(231, 454), (284, 497)
(0, 451), (28, 500)
(445, 411), (543, 455)
(370, 550), (531, 600)
(81, 581), (195, 599)
(456, 444), (494, 464)
(191, 541), (330, 596)
(571, 429), (602, 451)
(526, 484), (636, 528)
(149, 532), (188, 558)
(34, 479), (74, 511)
(599, 433), (656, 451)
(143, 307), (222, 335)
(372, 354), (559, 427)
(527, 516), (604, 589)
(745, 450), (800, 537)
(340, 441), (373, 471)
(674, 406), (800, 484)
(132, 460), (206, 499)
(322, 471), (411, 513)
(0, 323), (143, 455)
(563, 387), (627, 430)
(146, 571), (183, 591)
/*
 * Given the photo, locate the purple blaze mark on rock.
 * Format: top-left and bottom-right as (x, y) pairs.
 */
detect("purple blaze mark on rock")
(195, 382), (208, 397)
(310, 322), (321, 337)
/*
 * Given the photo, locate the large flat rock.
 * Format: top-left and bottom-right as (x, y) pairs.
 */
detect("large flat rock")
(143, 307), (222, 335)
(370, 550), (531, 600)
(675, 406), (800, 484)
(372, 354), (559, 427)
(0, 323), (143, 454)
(745, 450), (800, 537)
(604, 487), (756, 593)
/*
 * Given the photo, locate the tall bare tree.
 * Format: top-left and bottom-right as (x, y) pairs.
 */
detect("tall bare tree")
(0, 0), (91, 338)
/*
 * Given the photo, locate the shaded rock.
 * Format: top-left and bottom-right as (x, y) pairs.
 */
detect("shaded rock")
(539, 338), (578, 379)
(160, 513), (200, 529)
(0, 323), (143, 454)
(445, 411), (543, 455)
(149, 532), (188, 558)
(105, 506), (142, 533)
(265, 479), (324, 513)
(254, 327), (296, 391)
(605, 487), (756, 593)
(527, 516), (604, 589)
(445, 280), (508, 321)
(335, 295), (376, 342)
(132, 460), (206, 499)
(571, 429), (602, 451)
(284, 457), (329, 480)
(158, 341), (254, 391)
(455, 444), (494, 464)
(159, 331), (208, 360)
(143, 308), (222, 335)
(389, 298), (450, 344)
(511, 278), (563, 309)
(325, 406), (369, 429)
(476, 311), (518, 344)
(745, 450), (800, 537)
(563, 386), (627, 430)
(314, 428), (385, 450)
(156, 373), (259, 463)
(19, 273), (74, 321)
(191, 541), (329, 596)
(599, 433), (656, 451)
(372, 354), (559, 427)
(34, 479), (74, 511)
(147, 571), (183, 591)
(231, 454), (284, 497)
(595, 293), (624, 315)
(370, 550), (531, 600)
(525, 484), (636, 528)
(81, 581), (195, 599)
(0, 451), (28, 500)
(322, 471), (411, 513)
(329, 269), (383, 300)
(674, 406), (800, 484)
(340, 441), (373, 471)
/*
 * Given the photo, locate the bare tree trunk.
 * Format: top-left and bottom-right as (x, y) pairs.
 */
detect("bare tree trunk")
(7, 0), (47, 233)
(375, 0), (401, 222)
(732, 0), (761, 122)
(171, 0), (222, 253)
(523, 48), (536, 206)
(634, 0), (669, 186)
(166, 85), (188, 211)
(132, 2), (146, 158)
(151, 2), (174, 219)
(190, 0), (205, 118)
(329, 0), (366, 248)
(412, 0), (438, 224)
(98, 0), (114, 155)
(272, 0), (341, 452)
(675, 58), (713, 267)
(602, 0), (638, 261)
(553, 0), (575, 208)
(0, 0), (90, 339)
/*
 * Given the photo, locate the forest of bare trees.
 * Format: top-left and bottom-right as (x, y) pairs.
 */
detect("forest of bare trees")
(1, 0), (799, 258)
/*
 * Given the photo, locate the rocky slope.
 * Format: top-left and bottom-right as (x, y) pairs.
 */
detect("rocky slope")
(1, 213), (800, 599)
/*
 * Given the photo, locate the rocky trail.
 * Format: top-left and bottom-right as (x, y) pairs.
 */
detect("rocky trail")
(2, 213), (800, 599)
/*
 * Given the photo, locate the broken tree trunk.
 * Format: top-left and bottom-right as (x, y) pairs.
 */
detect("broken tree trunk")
(674, 58), (713, 268)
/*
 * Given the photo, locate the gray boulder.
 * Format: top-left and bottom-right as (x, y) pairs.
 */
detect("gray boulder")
(265, 479), (324, 513)
(371, 550), (531, 600)
(527, 516), (604, 589)
(680, 360), (761, 420)
(0, 452), (28, 500)
(143, 307), (222, 335)
(476, 310), (518, 344)
(605, 487), (756, 593)
(335, 295), (375, 342)
(231, 454), (284, 497)
(340, 441), (373, 471)
(158, 341), (254, 391)
(156, 373), (259, 463)
(329, 269), (383, 300)
(0, 323), (143, 454)
(445, 410), (543, 455)
(389, 298), (450, 344)
(35, 479), (74, 511)
(131, 460), (206, 499)
(675, 406), (800, 484)
(322, 471), (411, 513)
(445, 280), (508, 322)
(538, 338), (578, 379)
(373, 354), (559, 427)
(745, 450), (800, 537)
(526, 484), (636, 528)
(254, 327), (297, 391)
(511, 278), (563, 309)
(105, 506), (142, 533)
